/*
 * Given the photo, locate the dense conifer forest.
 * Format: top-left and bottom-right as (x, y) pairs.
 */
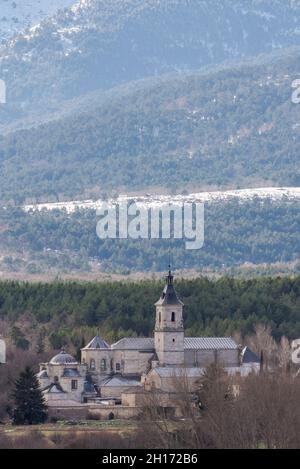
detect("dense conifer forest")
(1, 276), (300, 350)
(1, 200), (300, 274)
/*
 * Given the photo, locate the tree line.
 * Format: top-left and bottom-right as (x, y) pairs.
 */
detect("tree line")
(1, 276), (300, 345)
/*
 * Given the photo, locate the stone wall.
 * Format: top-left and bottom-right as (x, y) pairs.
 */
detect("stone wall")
(82, 348), (153, 379)
(88, 405), (142, 420)
(155, 331), (185, 366)
(144, 368), (204, 393)
(154, 303), (185, 366)
(184, 348), (239, 367)
(121, 390), (175, 408)
(48, 405), (89, 420)
(112, 350), (152, 376)
(48, 403), (142, 421)
(101, 384), (139, 399)
(59, 376), (85, 401)
(82, 349), (112, 374)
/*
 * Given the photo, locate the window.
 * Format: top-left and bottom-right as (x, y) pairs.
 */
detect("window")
(90, 359), (96, 370)
(159, 311), (161, 324)
(116, 363), (121, 372)
(100, 358), (107, 372)
(172, 338), (175, 343)
(71, 380), (78, 390)
(171, 312), (176, 322)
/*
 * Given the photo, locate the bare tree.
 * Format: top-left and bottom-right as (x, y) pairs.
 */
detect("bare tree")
(278, 336), (291, 372)
(246, 324), (277, 368)
(138, 390), (175, 448)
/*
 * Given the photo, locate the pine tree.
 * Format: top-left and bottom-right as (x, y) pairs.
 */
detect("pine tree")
(12, 367), (47, 425)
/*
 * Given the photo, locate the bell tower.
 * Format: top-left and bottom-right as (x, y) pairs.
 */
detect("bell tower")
(154, 268), (184, 366)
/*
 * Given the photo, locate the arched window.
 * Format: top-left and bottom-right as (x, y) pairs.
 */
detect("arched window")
(171, 312), (176, 322)
(116, 363), (121, 372)
(90, 359), (96, 370)
(100, 358), (107, 372)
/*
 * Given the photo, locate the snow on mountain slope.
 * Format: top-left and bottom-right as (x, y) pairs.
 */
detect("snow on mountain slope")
(3, 0), (300, 123)
(23, 187), (300, 213)
(0, 0), (75, 42)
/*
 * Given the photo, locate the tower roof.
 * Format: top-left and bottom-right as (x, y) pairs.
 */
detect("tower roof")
(83, 335), (109, 350)
(155, 268), (184, 306)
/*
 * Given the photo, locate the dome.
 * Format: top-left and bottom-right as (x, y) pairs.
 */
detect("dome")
(50, 349), (78, 365)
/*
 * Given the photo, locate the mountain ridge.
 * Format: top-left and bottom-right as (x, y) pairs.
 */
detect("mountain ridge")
(2, 0), (300, 125)
(1, 51), (300, 203)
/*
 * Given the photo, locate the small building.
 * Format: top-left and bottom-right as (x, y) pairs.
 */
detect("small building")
(38, 349), (93, 405)
(144, 367), (205, 393)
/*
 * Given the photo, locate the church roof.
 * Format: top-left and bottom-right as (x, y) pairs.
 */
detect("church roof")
(184, 337), (238, 350)
(43, 382), (66, 394)
(155, 269), (184, 306)
(111, 337), (155, 351)
(110, 337), (238, 352)
(101, 375), (141, 387)
(242, 346), (260, 364)
(83, 335), (109, 350)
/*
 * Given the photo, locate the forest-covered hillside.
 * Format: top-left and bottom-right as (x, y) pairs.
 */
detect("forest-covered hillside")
(0, 200), (300, 275)
(1, 52), (300, 202)
(2, 0), (300, 122)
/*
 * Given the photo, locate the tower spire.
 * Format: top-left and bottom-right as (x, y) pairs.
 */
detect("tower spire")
(167, 265), (173, 286)
(155, 267), (183, 306)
